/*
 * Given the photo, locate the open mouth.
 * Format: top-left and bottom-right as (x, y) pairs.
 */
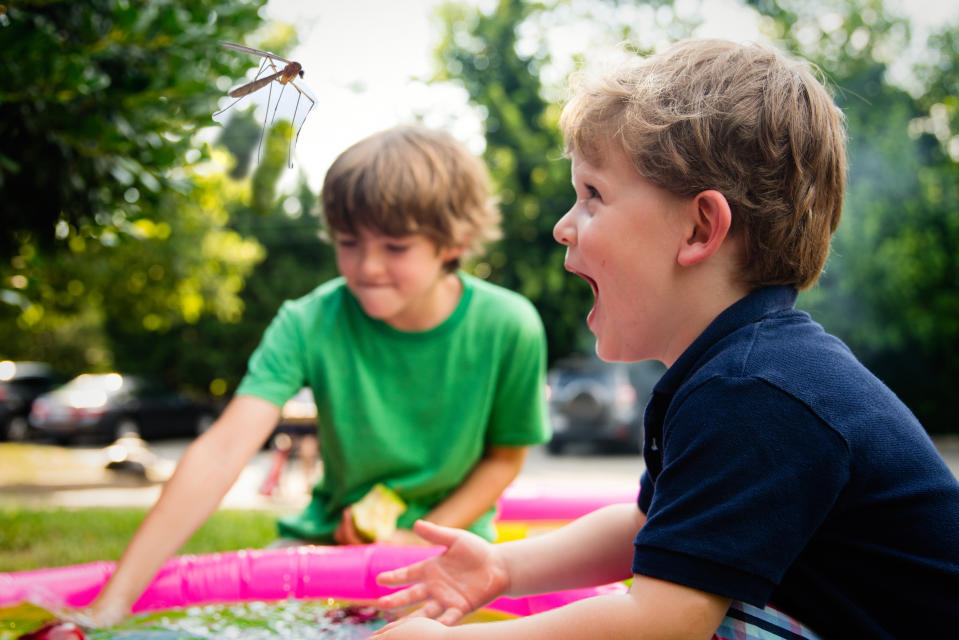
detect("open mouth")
(568, 268), (598, 298)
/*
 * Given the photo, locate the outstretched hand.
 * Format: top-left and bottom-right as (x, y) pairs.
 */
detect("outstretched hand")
(375, 520), (509, 626)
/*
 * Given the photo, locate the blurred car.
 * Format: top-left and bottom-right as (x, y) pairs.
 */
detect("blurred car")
(0, 360), (67, 441)
(29, 373), (217, 444)
(546, 355), (664, 455)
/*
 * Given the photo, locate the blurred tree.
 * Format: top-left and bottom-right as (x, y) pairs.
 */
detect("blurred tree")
(0, 0), (324, 395)
(435, 0), (597, 362)
(743, 0), (959, 433)
(0, 0), (264, 253)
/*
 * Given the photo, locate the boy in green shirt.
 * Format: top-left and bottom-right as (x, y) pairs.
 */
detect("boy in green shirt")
(88, 125), (551, 624)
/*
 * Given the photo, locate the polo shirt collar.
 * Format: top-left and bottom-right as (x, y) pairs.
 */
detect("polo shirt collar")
(653, 286), (798, 396)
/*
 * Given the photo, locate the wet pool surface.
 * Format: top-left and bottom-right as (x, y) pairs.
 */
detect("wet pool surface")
(3, 600), (512, 639)
(3, 600), (394, 640)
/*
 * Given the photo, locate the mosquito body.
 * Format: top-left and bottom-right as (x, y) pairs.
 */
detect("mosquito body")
(215, 41), (315, 167)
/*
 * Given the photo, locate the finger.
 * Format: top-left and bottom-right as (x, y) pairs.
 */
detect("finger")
(339, 508), (365, 545)
(412, 600), (443, 620)
(376, 560), (427, 587)
(333, 509), (350, 545)
(436, 607), (465, 626)
(411, 520), (463, 547)
(376, 582), (429, 611)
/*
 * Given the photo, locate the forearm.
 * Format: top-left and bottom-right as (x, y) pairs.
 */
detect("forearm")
(500, 503), (643, 596)
(423, 446), (526, 529)
(442, 585), (722, 640)
(92, 397), (278, 617)
(93, 435), (243, 611)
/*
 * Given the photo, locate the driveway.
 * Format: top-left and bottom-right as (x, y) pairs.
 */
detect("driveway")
(2, 436), (958, 511)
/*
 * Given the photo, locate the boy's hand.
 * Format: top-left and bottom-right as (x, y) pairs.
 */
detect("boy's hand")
(79, 598), (127, 629)
(375, 520), (509, 625)
(334, 506), (365, 545)
(370, 616), (450, 639)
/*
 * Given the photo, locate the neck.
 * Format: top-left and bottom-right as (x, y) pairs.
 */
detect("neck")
(386, 272), (463, 332)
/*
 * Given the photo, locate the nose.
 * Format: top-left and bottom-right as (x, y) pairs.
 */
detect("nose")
(357, 246), (385, 278)
(553, 205), (577, 246)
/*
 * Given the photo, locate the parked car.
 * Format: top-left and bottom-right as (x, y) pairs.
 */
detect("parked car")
(29, 373), (217, 444)
(546, 355), (664, 455)
(0, 360), (67, 441)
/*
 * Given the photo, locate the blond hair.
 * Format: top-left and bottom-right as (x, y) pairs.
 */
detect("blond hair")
(322, 125), (501, 270)
(561, 39), (847, 290)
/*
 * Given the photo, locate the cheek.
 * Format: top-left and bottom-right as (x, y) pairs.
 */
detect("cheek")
(334, 250), (358, 276)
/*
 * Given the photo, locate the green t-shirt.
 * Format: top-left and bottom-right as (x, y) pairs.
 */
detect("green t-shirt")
(235, 273), (551, 542)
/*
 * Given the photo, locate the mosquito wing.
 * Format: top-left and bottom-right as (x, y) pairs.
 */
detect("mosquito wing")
(219, 40), (292, 65)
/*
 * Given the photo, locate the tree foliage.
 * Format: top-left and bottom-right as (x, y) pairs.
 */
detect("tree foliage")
(0, 0), (264, 252)
(435, 0), (597, 361)
(0, 0), (334, 394)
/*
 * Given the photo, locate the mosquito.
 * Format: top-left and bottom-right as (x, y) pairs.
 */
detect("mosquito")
(214, 41), (316, 168)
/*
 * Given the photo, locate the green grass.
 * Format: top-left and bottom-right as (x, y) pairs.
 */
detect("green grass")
(0, 504), (279, 572)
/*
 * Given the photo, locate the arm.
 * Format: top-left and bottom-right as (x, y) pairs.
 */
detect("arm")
(424, 444), (527, 529)
(88, 395), (280, 624)
(374, 578), (729, 640)
(377, 503), (642, 620)
(375, 505), (729, 639)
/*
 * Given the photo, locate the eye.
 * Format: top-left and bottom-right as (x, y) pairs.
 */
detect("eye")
(335, 236), (357, 248)
(585, 184), (601, 200)
(385, 243), (410, 254)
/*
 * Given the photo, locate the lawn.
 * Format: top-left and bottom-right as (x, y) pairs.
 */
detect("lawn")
(0, 504), (278, 572)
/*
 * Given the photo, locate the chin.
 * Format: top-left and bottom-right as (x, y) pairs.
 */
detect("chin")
(593, 337), (620, 363)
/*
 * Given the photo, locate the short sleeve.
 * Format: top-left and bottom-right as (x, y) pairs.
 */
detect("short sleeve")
(235, 300), (309, 407)
(484, 301), (551, 447)
(632, 376), (850, 605)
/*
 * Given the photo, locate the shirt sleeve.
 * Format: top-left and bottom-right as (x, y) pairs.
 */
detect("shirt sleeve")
(632, 376), (850, 605)
(235, 300), (309, 408)
(484, 301), (551, 447)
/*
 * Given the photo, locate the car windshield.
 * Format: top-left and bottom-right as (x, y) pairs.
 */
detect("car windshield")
(57, 373), (131, 409)
(62, 373), (127, 392)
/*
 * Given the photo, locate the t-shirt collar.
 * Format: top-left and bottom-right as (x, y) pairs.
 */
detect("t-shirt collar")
(653, 285), (798, 396)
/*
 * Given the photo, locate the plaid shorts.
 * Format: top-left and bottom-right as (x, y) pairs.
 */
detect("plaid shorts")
(714, 601), (821, 640)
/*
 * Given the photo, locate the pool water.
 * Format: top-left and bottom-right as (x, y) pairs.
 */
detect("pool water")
(2, 600), (512, 640)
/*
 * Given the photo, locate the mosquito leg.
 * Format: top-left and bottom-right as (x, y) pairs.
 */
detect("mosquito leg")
(286, 81), (316, 166)
(287, 91), (303, 167)
(257, 79), (276, 163)
(288, 86), (316, 168)
(270, 83), (289, 126)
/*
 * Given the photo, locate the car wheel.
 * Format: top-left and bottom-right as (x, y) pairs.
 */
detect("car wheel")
(195, 413), (215, 436)
(546, 437), (566, 455)
(114, 417), (141, 440)
(4, 416), (30, 442)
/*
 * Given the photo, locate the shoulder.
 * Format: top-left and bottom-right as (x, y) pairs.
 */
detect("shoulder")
(275, 278), (349, 321)
(462, 274), (544, 330)
(678, 308), (917, 447)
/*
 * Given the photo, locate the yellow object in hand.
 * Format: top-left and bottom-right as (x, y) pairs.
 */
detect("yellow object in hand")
(352, 483), (407, 542)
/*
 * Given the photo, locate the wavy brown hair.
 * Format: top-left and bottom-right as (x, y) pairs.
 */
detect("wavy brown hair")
(561, 39), (847, 290)
(321, 125), (501, 271)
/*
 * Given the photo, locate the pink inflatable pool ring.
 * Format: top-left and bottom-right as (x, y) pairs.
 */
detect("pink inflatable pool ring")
(496, 480), (639, 521)
(0, 545), (627, 617)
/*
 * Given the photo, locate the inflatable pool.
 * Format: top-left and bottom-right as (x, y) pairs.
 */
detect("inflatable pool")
(0, 544), (627, 618)
(494, 479), (638, 541)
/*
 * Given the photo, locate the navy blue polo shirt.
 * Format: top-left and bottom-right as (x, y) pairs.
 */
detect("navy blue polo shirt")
(634, 286), (959, 638)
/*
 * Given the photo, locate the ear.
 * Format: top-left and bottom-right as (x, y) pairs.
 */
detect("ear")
(439, 244), (466, 263)
(677, 190), (733, 267)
